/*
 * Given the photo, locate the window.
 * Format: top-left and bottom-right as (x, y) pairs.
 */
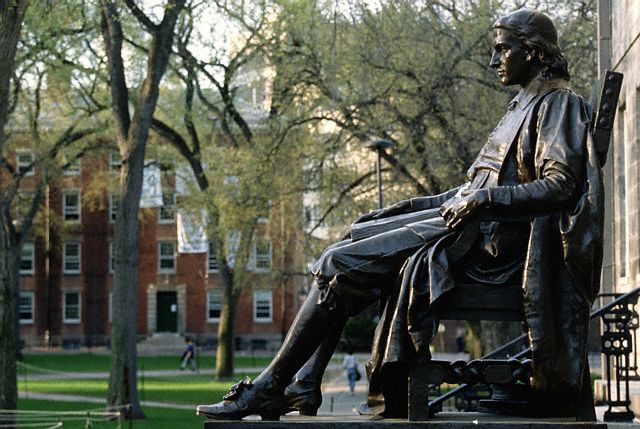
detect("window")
(19, 292), (34, 324)
(109, 193), (118, 223)
(253, 290), (272, 323)
(207, 289), (222, 322)
(20, 242), (35, 275)
(207, 241), (218, 272)
(63, 157), (81, 175)
(158, 241), (176, 273)
(615, 103), (628, 278)
(109, 151), (121, 171)
(63, 191), (81, 222)
(16, 151), (35, 176)
(63, 291), (81, 323)
(159, 192), (176, 223)
(108, 291), (112, 323)
(252, 237), (272, 271)
(63, 242), (81, 274)
(109, 241), (114, 274)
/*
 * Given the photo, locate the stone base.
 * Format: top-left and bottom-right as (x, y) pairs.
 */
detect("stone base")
(203, 412), (607, 428)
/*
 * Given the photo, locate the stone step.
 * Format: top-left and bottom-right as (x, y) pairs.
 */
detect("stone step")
(137, 333), (188, 355)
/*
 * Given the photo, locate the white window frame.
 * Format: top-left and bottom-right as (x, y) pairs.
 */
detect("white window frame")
(158, 241), (176, 273)
(206, 289), (222, 323)
(158, 192), (176, 224)
(253, 290), (273, 323)
(16, 150), (35, 176)
(109, 193), (118, 223)
(63, 290), (81, 324)
(63, 157), (81, 176)
(63, 191), (81, 223)
(19, 291), (34, 324)
(109, 151), (121, 171)
(20, 242), (35, 275)
(63, 241), (81, 274)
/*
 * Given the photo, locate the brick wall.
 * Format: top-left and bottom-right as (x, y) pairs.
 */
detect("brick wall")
(18, 151), (304, 349)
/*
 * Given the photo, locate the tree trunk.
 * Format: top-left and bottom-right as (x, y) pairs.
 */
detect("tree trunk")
(10, 244), (22, 360)
(0, 213), (17, 414)
(101, 0), (185, 419)
(215, 256), (236, 379)
(0, 0), (29, 415)
(109, 157), (146, 419)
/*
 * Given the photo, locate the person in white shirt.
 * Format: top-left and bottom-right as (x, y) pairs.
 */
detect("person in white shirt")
(343, 349), (359, 395)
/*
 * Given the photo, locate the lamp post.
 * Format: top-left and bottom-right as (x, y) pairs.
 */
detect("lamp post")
(365, 139), (396, 209)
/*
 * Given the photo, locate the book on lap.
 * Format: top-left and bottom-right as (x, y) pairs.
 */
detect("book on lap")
(350, 209), (440, 241)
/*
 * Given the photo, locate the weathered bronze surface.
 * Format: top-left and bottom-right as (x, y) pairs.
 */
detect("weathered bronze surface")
(197, 8), (604, 422)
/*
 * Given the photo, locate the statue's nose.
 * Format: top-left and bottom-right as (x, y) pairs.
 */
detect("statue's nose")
(489, 51), (500, 68)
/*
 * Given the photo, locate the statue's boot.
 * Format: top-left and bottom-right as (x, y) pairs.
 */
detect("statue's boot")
(197, 286), (342, 421)
(283, 313), (347, 416)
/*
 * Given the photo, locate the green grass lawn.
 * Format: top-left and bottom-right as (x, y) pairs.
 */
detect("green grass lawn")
(17, 399), (203, 429)
(16, 353), (266, 426)
(20, 353), (272, 374)
(19, 373), (260, 405)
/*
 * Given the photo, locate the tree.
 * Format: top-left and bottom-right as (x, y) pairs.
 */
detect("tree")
(1, 1), (107, 414)
(99, 0), (185, 418)
(0, 0), (31, 413)
(149, 0), (304, 379)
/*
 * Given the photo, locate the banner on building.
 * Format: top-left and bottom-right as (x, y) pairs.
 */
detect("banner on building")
(140, 165), (163, 208)
(177, 209), (208, 253)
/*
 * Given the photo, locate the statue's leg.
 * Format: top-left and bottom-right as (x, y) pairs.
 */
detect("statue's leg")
(197, 286), (343, 420)
(198, 228), (426, 420)
(283, 312), (348, 415)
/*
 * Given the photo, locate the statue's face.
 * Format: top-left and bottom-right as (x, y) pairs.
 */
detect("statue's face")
(490, 28), (531, 87)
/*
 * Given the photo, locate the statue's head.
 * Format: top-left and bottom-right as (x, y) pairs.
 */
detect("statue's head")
(490, 9), (569, 87)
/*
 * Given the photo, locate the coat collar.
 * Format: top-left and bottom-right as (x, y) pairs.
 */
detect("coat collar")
(510, 76), (570, 112)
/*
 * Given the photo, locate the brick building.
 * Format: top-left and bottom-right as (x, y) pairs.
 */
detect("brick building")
(16, 149), (304, 350)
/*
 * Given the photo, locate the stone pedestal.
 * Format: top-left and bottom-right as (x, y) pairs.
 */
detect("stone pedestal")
(203, 413), (607, 428)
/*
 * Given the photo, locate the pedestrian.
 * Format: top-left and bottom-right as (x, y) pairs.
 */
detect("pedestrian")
(455, 323), (466, 353)
(343, 349), (359, 395)
(181, 337), (196, 371)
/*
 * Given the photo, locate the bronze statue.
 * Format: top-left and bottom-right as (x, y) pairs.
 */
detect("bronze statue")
(197, 8), (603, 421)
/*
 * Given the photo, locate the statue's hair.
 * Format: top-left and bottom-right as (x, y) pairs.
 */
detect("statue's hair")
(493, 9), (570, 81)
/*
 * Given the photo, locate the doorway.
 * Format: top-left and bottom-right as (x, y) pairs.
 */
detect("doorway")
(156, 291), (178, 332)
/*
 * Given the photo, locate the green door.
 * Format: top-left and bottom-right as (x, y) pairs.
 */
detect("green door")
(157, 292), (177, 332)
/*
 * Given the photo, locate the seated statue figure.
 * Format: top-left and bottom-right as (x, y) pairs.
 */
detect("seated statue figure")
(197, 8), (603, 421)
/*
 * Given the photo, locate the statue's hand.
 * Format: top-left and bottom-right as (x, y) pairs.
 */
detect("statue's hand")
(440, 189), (489, 229)
(372, 199), (412, 219)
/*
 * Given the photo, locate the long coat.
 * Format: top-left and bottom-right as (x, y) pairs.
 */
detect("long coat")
(365, 78), (604, 415)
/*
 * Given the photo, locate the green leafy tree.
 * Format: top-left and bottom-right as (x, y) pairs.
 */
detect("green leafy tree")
(148, 0), (310, 379)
